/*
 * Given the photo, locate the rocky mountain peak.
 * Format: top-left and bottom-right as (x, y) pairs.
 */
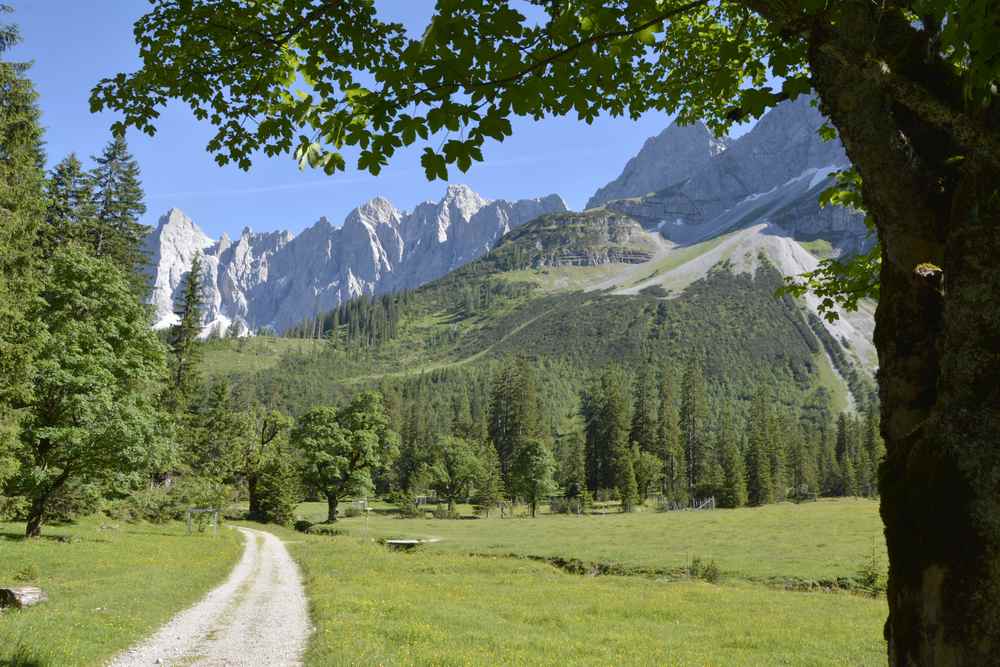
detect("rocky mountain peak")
(586, 121), (725, 209)
(144, 185), (565, 335)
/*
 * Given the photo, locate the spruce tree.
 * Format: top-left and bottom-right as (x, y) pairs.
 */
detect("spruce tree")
(746, 396), (773, 506)
(255, 445), (302, 527)
(680, 360), (708, 497)
(487, 356), (539, 486)
(656, 367), (686, 503)
(717, 408), (747, 508)
(786, 418), (818, 500)
(472, 441), (505, 516)
(90, 132), (148, 288)
(835, 412), (858, 496)
(168, 254), (205, 412)
(629, 366), (658, 453)
(42, 153), (97, 255)
(0, 13), (45, 491)
(862, 400), (884, 497)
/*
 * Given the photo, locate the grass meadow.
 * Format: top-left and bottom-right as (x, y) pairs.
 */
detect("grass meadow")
(273, 499), (889, 666)
(0, 518), (242, 666)
(281, 498), (888, 665)
(296, 497), (884, 583)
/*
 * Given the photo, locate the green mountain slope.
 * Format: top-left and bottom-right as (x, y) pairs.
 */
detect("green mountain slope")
(207, 210), (874, 424)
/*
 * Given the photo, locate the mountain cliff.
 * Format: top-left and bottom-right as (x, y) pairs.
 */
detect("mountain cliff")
(144, 185), (566, 334)
(592, 96), (867, 255)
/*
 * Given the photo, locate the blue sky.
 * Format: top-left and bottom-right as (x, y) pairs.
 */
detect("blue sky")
(10, 2), (752, 239)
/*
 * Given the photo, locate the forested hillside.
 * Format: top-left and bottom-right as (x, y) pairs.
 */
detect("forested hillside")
(206, 207), (879, 510)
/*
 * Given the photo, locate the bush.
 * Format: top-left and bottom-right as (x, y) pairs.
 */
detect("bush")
(432, 507), (460, 520)
(0, 495), (28, 521)
(395, 494), (423, 518)
(294, 519), (314, 533)
(550, 496), (585, 514)
(106, 476), (233, 524)
(106, 485), (174, 523)
(46, 482), (104, 522)
(687, 557), (722, 583)
(342, 506), (364, 518)
(307, 524), (345, 537)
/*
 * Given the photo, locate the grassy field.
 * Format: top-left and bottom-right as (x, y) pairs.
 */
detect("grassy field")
(296, 498), (884, 583)
(0, 517), (243, 666)
(200, 336), (324, 377)
(272, 519), (887, 666)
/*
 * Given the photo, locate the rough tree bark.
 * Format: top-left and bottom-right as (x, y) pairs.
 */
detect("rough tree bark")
(326, 494), (338, 523)
(803, 4), (1000, 663)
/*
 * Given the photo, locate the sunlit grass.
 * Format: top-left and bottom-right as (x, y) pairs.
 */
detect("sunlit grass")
(273, 524), (887, 666)
(0, 517), (242, 666)
(297, 497), (883, 583)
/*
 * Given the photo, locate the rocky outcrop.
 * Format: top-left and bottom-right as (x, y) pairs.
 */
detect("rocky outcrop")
(593, 96), (870, 254)
(587, 122), (728, 209)
(144, 185), (566, 334)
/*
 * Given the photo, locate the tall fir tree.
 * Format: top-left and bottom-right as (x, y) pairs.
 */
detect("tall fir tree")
(680, 359), (708, 497)
(746, 395), (773, 506)
(629, 365), (658, 453)
(168, 254), (205, 412)
(717, 408), (747, 508)
(42, 153), (97, 256)
(90, 132), (148, 289)
(786, 417), (818, 500)
(835, 412), (859, 496)
(861, 400), (884, 497)
(487, 356), (539, 487)
(0, 12), (45, 492)
(656, 367), (686, 503)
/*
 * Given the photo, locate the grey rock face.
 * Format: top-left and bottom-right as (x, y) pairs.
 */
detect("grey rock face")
(586, 122), (727, 209)
(145, 185), (566, 334)
(594, 96), (870, 253)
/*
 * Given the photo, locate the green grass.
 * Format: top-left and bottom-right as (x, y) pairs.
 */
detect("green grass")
(200, 336), (324, 377)
(274, 524), (887, 666)
(297, 498), (883, 583)
(0, 517), (243, 666)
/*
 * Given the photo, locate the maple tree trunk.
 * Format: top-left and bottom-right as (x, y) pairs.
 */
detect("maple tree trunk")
(326, 494), (338, 523)
(24, 495), (46, 538)
(808, 8), (1000, 662)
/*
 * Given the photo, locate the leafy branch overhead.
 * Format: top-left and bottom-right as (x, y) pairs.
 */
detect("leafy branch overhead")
(778, 168), (880, 320)
(90, 0), (812, 180)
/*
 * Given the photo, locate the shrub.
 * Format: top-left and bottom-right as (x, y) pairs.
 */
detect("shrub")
(308, 524), (345, 537)
(294, 519), (314, 533)
(432, 507), (461, 520)
(342, 506), (364, 518)
(0, 495), (28, 521)
(686, 557), (722, 583)
(550, 496), (586, 514)
(395, 494), (423, 518)
(855, 540), (887, 596)
(46, 482), (104, 522)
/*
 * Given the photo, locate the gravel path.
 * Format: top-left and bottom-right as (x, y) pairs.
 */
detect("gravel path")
(109, 527), (311, 667)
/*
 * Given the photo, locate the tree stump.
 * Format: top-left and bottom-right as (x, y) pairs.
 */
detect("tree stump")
(0, 587), (47, 609)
